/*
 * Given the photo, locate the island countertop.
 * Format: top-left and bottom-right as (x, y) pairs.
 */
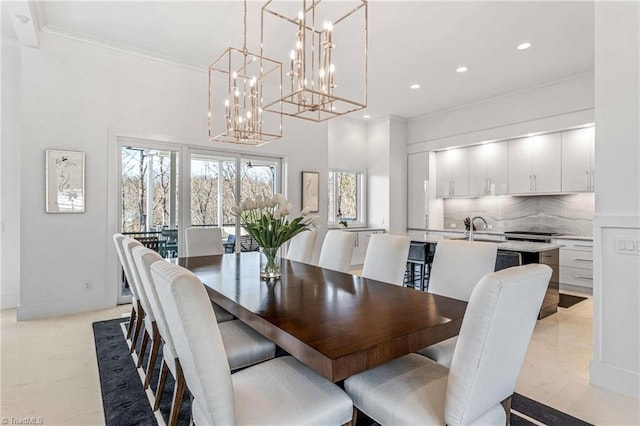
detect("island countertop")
(412, 234), (563, 253)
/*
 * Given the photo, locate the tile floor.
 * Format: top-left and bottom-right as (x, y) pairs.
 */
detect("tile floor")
(1, 296), (639, 425)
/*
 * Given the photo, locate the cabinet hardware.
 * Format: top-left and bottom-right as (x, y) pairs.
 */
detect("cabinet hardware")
(571, 275), (593, 280)
(572, 258), (593, 262)
(573, 244), (593, 248)
(533, 174), (537, 191)
(585, 170), (590, 190)
(529, 175), (533, 191)
(591, 170), (595, 191)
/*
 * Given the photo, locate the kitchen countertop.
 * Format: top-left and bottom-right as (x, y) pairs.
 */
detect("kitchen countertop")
(411, 228), (592, 242)
(412, 233), (563, 253)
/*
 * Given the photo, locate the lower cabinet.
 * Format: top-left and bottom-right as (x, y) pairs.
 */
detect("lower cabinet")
(348, 229), (385, 267)
(553, 238), (593, 293)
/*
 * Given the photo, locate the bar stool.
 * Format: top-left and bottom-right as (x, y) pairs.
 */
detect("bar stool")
(405, 241), (435, 291)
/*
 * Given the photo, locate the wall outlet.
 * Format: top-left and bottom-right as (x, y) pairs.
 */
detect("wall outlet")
(84, 281), (93, 291)
(450, 223), (457, 228)
(487, 224), (493, 230)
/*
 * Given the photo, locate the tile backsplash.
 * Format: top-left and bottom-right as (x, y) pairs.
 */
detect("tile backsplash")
(443, 194), (594, 236)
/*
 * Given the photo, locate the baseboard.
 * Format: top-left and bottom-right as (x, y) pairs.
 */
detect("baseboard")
(1, 292), (19, 309)
(590, 361), (640, 398)
(17, 298), (115, 321)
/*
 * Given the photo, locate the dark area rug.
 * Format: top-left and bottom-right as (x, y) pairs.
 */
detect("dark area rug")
(93, 318), (191, 426)
(94, 318), (592, 426)
(559, 293), (588, 309)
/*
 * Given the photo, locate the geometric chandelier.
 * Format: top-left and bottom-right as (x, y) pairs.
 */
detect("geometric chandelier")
(260, 0), (368, 122)
(208, 0), (283, 146)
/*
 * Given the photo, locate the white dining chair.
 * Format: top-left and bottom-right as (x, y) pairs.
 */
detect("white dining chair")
(121, 237), (163, 379)
(361, 234), (411, 285)
(344, 264), (552, 426)
(151, 260), (354, 426)
(183, 227), (234, 322)
(285, 229), (318, 264)
(184, 227), (225, 257)
(134, 247), (276, 425)
(318, 230), (356, 273)
(419, 239), (498, 367)
(113, 234), (143, 351)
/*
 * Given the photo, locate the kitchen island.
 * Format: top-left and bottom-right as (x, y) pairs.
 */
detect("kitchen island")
(411, 234), (562, 319)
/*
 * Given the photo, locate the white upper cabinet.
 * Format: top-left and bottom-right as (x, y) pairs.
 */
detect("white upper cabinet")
(562, 127), (595, 192)
(468, 141), (508, 196)
(436, 148), (469, 197)
(408, 152), (429, 229)
(508, 133), (561, 194)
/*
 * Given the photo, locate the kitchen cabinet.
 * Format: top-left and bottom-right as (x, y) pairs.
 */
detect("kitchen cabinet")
(562, 127), (595, 192)
(508, 133), (561, 194)
(436, 148), (469, 197)
(552, 238), (593, 292)
(348, 229), (385, 267)
(408, 152), (429, 229)
(468, 141), (508, 196)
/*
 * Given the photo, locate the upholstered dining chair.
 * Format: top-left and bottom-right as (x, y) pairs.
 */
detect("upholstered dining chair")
(418, 239), (498, 367)
(361, 234), (411, 286)
(184, 227), (225, 257)
(344, 264), (552, 426)
(113, 234), (144, 352)
(318, 230), (357, 273)
(183, 227), (234, 322)
(285, 229), (318, 264)
(151, 260), (354, 426)
(133, 247), (277, 426)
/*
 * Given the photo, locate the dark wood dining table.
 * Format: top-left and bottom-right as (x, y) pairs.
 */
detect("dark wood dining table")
(175, 252), (467, 382)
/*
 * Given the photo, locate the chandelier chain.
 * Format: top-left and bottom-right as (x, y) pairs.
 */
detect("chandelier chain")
(243, 0), (247, 52)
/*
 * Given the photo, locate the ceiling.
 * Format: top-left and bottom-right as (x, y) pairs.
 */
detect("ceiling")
(13, 1), (594, 120)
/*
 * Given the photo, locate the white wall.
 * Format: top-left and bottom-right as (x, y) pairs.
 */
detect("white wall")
(1, 38), (22, 308)
(407, 73), (594, 153)
(367, 118), (390, 230)
(328, 117), (367, 169)
(17, 32), (328, 320)
(591, 2), (640, 398)
(388, 116), (407, 234)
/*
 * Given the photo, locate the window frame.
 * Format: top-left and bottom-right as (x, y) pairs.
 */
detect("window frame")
(327, 167), (367, 228)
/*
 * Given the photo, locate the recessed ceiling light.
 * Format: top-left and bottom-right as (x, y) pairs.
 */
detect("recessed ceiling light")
(14, 14), (30, 24)
(410, 84), (420, 89)
(517, 42), (532, 50)
(456, 66), (468, 73)
(363, 115), (370, 119)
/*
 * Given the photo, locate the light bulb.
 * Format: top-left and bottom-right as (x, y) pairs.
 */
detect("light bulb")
(290, 50), (296, 60)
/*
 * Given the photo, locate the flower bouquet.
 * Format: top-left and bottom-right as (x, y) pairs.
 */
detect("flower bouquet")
(232, 194), (320, 282)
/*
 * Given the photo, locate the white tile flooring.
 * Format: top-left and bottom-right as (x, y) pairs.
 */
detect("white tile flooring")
(1, 297), (639, 425)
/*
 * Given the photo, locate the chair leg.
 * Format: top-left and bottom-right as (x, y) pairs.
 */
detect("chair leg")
(343, 407), (359, 426)
(130, 302), (145, 354)
(126, 305), (136, 339)
(154, 359), (169, 411)
(137, 329), (150, 368)
(169, 359), (186, 426)
(501, 394), (512, 425)
(144, 323), (161, 389)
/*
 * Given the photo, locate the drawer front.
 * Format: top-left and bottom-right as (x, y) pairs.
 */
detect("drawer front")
(560, 249), (593, 268)
(554, 239), (593, 251)
(560, 266), (593, 288)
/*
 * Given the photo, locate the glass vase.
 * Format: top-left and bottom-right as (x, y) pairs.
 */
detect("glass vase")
(260, 246), (282, 283)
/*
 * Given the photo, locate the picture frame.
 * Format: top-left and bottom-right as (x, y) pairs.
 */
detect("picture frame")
(45, 149), (85, 213)
(301, 171), (319, 213)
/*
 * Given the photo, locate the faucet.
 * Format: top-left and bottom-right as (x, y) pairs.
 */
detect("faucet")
(469, 216), (488, 241)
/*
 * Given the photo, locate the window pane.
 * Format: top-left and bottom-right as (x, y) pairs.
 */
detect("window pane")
(328, 171), (335, 220)
(191, 156), (219, 226)
(337, 172), (358, 221)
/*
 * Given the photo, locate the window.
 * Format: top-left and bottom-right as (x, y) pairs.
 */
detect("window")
(328, 169), (366, 227)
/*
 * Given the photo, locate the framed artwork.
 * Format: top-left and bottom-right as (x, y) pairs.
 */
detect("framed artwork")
(45, 149), (85, 213)
(301, 171), (319, 213)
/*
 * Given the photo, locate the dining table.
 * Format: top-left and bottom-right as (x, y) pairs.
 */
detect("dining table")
(175, 252), (468, 382)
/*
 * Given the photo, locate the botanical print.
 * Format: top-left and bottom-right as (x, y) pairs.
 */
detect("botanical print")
(302, 171), (319, 213)
(46, 150), (85, 213)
